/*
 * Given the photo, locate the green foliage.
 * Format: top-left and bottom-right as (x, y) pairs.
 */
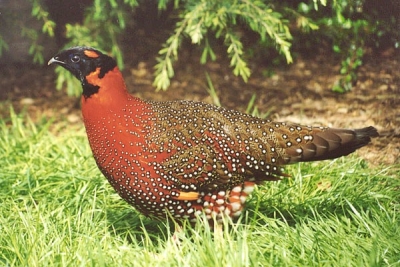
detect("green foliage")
(29, 0), (56, 64)
(0, 0), (398, 95)
(154, 0), (293, 90)
(245, 93), (271, 119)
(296, 0), (397, 92)
(332, 44), (364, 93)
(205, 72), (221, 107)
(0, 0), (55, 63)
(0, 34), (9, 57)
(329, 14), (367, 93)
(324, 2), (369, 92)
(54, 66), (81, 97)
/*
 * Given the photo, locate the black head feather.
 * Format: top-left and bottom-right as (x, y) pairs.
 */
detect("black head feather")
(48, 46), (117, 98)
(48, 46), (116, 84)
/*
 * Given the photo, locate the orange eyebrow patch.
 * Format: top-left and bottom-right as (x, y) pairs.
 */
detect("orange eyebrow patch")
(84, 50), (100, 58)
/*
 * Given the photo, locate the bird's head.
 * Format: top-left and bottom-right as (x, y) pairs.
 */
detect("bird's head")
(48, 46), (117, 84)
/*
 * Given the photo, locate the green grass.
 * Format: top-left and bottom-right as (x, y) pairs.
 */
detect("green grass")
(0, 108), (399, 266)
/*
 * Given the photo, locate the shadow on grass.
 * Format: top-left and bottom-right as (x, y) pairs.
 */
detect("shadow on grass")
(105, 207), (174, 245)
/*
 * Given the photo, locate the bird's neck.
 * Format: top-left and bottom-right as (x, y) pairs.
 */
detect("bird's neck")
(80, 66), (142, 121)
(82, 66), (128, 103)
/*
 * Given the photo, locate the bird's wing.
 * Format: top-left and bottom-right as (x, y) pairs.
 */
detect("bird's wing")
(147, 100), (378, 195)
(147, 101), (286, 193)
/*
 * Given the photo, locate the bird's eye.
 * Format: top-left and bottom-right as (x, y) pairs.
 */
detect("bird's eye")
(71, 54), (81, 63)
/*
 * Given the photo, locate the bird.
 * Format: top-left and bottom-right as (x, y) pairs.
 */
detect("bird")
(48, 46), (378, 225)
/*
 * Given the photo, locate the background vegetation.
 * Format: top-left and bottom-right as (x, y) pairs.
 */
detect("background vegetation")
(1, 0), (399, 94)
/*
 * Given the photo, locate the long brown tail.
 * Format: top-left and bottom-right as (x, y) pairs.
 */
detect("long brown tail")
(300, 126), (379, 162)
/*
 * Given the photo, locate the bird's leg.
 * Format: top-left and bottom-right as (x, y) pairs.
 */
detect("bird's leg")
(171, 223), (184, 244)
(213, 222), (224, 239)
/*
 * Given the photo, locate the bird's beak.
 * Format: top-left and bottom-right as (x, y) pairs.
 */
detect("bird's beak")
(47, 57), (64, 66)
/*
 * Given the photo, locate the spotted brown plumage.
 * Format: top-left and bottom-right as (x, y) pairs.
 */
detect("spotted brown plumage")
(48, 47), (379, 224)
